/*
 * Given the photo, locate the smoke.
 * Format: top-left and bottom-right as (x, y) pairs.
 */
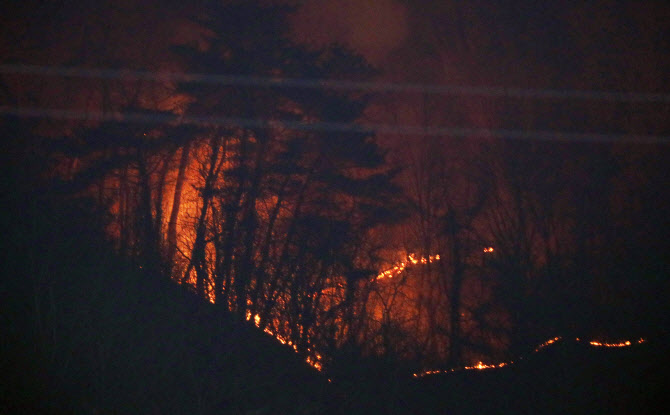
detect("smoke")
(290, 0), (409, 65)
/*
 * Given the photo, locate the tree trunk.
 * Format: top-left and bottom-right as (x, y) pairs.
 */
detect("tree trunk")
(234, 133), (268, 316)
(167, 142), (190, 267)
(136, 150), (159, 276)
(184, 138), (220, 299)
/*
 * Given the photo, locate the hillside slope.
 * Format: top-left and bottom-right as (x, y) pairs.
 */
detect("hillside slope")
(405, 337), (670, 414)
(2, 134), (668, 415)
(1, 190), (332, 415)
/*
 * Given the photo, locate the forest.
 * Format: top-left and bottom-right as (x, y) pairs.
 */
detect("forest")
(2, 1), (669, 413)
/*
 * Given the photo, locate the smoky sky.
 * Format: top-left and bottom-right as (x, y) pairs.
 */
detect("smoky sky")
(287, 0), (670, 147)
(289, 0), (409, 65)
(3, 0), (668, 139)
(289, 1), (669, 89)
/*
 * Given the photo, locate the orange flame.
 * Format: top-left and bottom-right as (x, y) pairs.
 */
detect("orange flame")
(534, 336), (562, 352)
(376, 253), (441, 280)
(413, 361), (511, 377)
(413, 336), (646, 378)
(246, 312), (321, 370)
(588, 339), (644, 347)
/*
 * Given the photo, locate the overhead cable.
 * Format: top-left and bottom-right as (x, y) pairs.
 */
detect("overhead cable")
(2, 63), (670, 103)
(2, 106), (668, 144)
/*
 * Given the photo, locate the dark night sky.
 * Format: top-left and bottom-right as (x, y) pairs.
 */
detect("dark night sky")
(3, 0), (668, 130)
(290, 0), (670, 88)
(285, 0), (670, 159)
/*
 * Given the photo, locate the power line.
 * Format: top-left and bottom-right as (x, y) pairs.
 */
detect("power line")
(2, 106), (668, 144)
(2, 63), (670, 103)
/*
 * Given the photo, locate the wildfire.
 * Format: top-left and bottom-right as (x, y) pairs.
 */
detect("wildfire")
(413, 361), (511, 378)
(376, 253), (441, 280)
(306, 354), (323, 371)
(588, 339), (644, 347)
(534, 336), (562, 352)
(467, 361), (510, 370)
(413, 336), (646, 378)
(246, 312), (322, 370)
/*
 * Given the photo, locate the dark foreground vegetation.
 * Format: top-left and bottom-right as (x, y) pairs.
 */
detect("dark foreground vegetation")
(406, 338), (670, 415)
(2, 160), (668, 414)
(1, 162), (328, 414)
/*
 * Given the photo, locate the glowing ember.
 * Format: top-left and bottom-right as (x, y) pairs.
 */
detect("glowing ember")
(483, 247), (495, 253)
(413, 361), (511, 377)
(246, 312), (321, 370)
(467, 361), (509, 370)
(306, 355), (323, 371)
(534, 336), (562, 352)
(414, 336), (646, 378)
(588, 339), (644, 347)
(376, 253), (441, 280)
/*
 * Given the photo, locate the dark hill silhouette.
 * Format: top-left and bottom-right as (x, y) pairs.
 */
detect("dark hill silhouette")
(405, 337), (670, 414)
(1, 183), (332, 414)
